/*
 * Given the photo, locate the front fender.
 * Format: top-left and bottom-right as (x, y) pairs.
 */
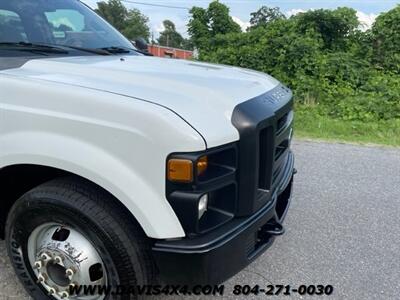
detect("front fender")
(0, 76), (206, 239)
(0, 133), (185, 238)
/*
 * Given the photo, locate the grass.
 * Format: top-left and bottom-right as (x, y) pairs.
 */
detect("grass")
(294, 106), (400, 147)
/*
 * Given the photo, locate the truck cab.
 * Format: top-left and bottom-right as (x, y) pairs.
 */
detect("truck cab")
(0, 0), (295, 299)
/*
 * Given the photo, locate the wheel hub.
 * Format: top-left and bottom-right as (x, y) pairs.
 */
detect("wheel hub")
(28, 224), (107, 300)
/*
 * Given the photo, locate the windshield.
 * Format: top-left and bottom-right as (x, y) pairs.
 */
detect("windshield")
(0, 0), (136, 55)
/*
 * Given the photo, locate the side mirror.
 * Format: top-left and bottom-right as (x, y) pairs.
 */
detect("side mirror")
(132, 38), (153, 56)
(134, 38), (148, 52)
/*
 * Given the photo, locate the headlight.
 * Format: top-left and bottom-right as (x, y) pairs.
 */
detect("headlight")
(166, 143), (237, 234)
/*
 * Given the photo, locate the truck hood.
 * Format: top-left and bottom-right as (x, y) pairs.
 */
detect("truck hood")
(3, 55), (280, 147)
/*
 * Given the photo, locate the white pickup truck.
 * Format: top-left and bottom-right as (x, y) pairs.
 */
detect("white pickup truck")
(0, 0), (295, 299)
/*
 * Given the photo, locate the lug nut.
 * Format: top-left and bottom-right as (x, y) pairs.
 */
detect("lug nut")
(69, 282), (79, 289)
(41, 253), (51, 261)
(60, 291), (69, 299)
(37, 274), (45, 283)
(34, 261), (43, 269)
(54, 256), (62, 264)
(66, 269), (74, 276)
(49, 288), (56, 295)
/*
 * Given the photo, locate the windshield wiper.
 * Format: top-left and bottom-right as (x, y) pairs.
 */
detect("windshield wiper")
(61, 45), (112, 55)
(0, 42), (112, 56)
(0, 42), (133, 56)
(99, 46), (132, 54)
(0, 42), (69, 54)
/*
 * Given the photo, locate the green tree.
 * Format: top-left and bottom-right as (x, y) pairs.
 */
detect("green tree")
(294, 7), (359, 50)
(188, 1), (241, 50)
(96, 0), (150, 41)
(371, 5), (400, 73)
(207, 1), (241, 36)
(249, 6), (286, 29)
(188, 7), (210, 49)
(96, 0), (127, 32)
(122, 9), (150, 41)
(188, 5), (400, 122)
(182, 38), (194, 51)
(158, 20), (184, 48)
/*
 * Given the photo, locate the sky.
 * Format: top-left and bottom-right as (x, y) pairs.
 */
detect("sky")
(83, 0), (399, 37)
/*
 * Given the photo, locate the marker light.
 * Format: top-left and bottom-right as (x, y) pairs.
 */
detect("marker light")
(198, 194), (208, 219)
(168, 159), (193, 183)
(197, 156), (208, 176)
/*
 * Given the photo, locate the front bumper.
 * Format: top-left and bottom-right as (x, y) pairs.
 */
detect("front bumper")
(153, 152), (294, 285)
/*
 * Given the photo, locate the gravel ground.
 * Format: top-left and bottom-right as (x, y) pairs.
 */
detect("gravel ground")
(1, 140), (399, 300)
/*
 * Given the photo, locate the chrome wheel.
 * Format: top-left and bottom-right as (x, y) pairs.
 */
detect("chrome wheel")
(27, 223), (107, 300)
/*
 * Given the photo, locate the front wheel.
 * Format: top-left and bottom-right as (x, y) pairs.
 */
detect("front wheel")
(6, 177), (157, 300)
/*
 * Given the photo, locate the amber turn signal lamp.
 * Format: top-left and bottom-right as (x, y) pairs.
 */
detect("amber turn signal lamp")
(197, 156), (208, 176)
(168, 159), (193, 182)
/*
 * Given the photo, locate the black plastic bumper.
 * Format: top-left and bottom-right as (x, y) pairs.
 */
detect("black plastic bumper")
(152, 153), (294, 285)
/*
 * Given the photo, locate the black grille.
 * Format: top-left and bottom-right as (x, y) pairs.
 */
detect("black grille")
(257, 111), (292, 193)
(231, 84), (293, 217)
(272, 111), (293, 189)
(258, 126), (274, 190)
(277, 112), (289, 133)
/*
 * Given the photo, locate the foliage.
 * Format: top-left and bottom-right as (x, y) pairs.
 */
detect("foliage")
(187, 7), (210, 50)
(249, 6), (286, 29)
(96, 0), (127, 32)
(188, 1), (241, 50)
(158, 20), (184, 48)
(121, 9), (150, 42)
(294, 7), (360, 50)
(371, 5), (400, 73)
(96, 0), (150, 41)
(188, 4), (400, 127)
(207, 1), (242, 36)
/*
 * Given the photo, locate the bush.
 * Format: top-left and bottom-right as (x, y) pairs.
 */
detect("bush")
(333, 73), (400, 121)
(189, 5), (400, 124)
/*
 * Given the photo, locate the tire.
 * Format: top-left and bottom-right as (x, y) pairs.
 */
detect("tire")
(5, 176), (157, 300)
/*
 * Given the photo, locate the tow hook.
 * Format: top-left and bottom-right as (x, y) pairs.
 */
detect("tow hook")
(263, 220), (285, 236)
